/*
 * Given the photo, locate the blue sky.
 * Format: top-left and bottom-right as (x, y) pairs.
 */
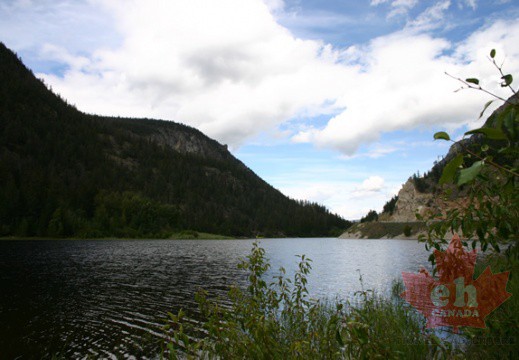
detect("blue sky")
(1, 0), (518, 219)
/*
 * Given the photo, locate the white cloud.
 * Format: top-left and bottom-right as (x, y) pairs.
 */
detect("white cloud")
(461, 0), (477, 10)
(339, 143), (398, 160)
(359, 176), (385, 192)
(276, 175), (395, 219)
(351, 176), (385, 197)
(0, 0), (119, 54)
(37, 0), (354, 148)
(4, 0), (518, 156)
(262, 0), (285, 12)
(388, 0), (419, 18)
(406, 0), (451, 31)
(370, 0), (419, 18)
(293, 19), (519, 155)
(371, 0), (390, 5)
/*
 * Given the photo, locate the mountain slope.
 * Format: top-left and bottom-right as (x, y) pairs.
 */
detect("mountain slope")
(0, 42), (350, 238)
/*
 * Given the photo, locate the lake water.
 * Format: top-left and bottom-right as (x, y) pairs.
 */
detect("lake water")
(0, 238), (431, 359)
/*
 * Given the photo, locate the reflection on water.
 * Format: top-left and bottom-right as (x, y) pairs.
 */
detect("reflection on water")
(0, 238), (430, 358)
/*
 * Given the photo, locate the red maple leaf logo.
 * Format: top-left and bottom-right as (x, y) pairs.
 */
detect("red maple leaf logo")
(401, 234), (512, 332)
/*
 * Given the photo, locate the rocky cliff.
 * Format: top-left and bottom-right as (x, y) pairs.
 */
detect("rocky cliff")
(389, 179), (434, 222)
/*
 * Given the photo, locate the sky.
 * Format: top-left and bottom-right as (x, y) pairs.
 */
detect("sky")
(1, 0), (518, 220)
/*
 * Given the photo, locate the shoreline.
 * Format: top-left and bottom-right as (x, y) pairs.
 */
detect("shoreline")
(338, 233), (423, 241)
(339, 221), (427, 241)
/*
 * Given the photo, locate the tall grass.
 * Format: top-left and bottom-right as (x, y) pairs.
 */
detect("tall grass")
(162, 243), (463, 359)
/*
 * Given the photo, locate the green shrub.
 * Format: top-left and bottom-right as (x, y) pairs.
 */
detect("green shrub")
(162, 243), (460, 359)
(403, 225), (412, 237)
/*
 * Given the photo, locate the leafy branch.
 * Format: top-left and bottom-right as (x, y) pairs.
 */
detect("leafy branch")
(445, 48), (516, 107)
(445, 72), (513, 105)
(489, 48), (517, 94)
(433, 131), (519, 180)
(422, 48), (518, 256)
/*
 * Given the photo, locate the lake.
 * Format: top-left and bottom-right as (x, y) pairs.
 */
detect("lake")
(0, 238), (431, 359)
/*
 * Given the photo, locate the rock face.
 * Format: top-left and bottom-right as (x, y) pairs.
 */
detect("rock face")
(390, 179), (434, 222)
(146, 124), (234, 163)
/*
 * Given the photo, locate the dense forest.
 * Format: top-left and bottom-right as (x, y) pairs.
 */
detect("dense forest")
(0, 42), (350, 238)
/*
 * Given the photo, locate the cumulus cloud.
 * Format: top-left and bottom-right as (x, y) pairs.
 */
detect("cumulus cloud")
(37, 0), (352, 148)
(351, 176), (386, 197)
(293, 19), (519, 155)
(5, 0), (518, 155)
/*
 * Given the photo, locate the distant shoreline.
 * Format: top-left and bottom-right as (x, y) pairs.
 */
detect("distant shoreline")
(339, 221), (427, 241)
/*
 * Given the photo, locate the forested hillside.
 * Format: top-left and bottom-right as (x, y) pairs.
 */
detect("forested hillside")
(0, 42), (350, 238)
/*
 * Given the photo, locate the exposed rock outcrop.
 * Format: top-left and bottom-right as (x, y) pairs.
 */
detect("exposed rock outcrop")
(390, 179), (434, 222)
(146, 125), (234, 163)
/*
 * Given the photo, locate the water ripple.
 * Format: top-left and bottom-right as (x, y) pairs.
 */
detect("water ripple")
(0, 238), (429, 358)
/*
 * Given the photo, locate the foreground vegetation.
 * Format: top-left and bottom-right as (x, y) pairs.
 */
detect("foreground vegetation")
(162, 243), (465, 359)
(161, 243), (517, 359)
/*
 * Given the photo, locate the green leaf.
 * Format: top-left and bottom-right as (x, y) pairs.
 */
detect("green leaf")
(465, 127), (507, 140)
(466, 78), (480, 85)
(501, 74), (513, 87)
(479, 100), (494, 119)
(439, 154), (463, 185)
(490, 49), (496, 58)
(434, 131), (451, 141)
(457, 161), (484, 186)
